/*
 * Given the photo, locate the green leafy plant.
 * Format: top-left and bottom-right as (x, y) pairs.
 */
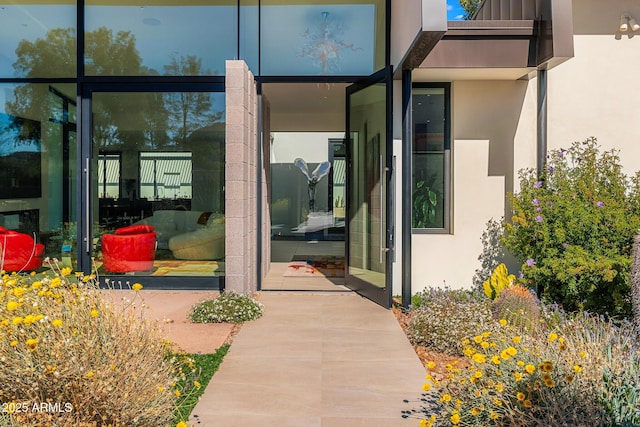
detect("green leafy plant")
(189, 291), (263, 324)
(503, 137), (640, 316)
(412, 180), (438, 228)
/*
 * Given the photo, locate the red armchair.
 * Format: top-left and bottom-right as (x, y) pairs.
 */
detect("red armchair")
(0, 226), (45, 272)
(102, 225), (156, 273)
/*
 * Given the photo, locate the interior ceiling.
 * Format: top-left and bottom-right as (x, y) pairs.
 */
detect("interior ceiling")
(412, 67), (534, 82)
(262, 83), (347, 132)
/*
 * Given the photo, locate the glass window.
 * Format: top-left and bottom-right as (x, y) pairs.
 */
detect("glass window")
(412, 85), (450, 231)
(91, 91), (225, 277)
(84, 1), (238, 76)
(0, 83), (77, 271)
(240, 0), (259, 74)
(260, 1), (385, 76)
(0, 2), (77, 78)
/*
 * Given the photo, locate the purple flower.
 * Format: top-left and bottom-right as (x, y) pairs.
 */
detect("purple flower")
(536, 207), (542, 212)
(526, 258), (536, 267)
(518, 271), (524, 278)
(547, 166), (555, 173)
(557, 151), (564, 158)
(534, 181), (543, 188)
(563, 243), (569, 249)
(532, 198), (540, 206)
(535, 215), (543, 222)
(596, 201), (604, 208)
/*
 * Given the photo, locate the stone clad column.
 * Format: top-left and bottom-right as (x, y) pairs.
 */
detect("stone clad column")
(225, 60), (258, 294)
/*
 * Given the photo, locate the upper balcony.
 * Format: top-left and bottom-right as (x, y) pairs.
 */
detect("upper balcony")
(392, 0), (574, 80)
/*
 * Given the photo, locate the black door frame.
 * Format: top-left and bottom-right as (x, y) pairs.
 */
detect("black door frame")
(344, 66), (393, 308)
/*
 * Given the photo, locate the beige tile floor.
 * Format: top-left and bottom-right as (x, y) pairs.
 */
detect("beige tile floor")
(188, 292), (427, 427)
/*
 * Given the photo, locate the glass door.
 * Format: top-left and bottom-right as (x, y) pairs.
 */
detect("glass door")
(345, 67), (392, 308)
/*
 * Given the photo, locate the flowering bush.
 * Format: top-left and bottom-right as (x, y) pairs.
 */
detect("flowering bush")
(0, 263), (197, 426)
(503, 138), (640, 316)
(189, 291), (263, 324)
(409, 307), (640, 426)
(407, 288), (494, 356)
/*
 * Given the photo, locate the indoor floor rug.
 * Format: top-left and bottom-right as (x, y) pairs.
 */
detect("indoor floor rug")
(285, 255), (345, 278)
(152, 260), (220, 276)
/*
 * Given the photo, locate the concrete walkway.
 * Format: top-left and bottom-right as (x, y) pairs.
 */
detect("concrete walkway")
(188, 292), (426, 427)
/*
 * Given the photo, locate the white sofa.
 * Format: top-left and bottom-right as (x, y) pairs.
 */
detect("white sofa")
(135, 210), (225, 260)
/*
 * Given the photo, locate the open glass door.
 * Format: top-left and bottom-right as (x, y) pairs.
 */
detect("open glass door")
(345, 67), (393, 308)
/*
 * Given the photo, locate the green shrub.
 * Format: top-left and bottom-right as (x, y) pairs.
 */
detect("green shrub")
(492, 284), (541, 333)
(189, 291), (263, 324)
(412, 306), (640, 427)
(407, 287), (493, 355)
(503, 137), (640, 317)
(0, 268), (188, 427)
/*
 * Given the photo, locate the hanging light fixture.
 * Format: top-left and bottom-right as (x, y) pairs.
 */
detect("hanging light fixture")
(620, 13), (640, 32)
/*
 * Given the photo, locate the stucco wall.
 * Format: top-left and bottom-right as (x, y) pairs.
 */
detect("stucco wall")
(544, 0), (640, 176)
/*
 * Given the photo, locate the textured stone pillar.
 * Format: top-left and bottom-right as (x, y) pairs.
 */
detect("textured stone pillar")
(225, 60), (258, 294)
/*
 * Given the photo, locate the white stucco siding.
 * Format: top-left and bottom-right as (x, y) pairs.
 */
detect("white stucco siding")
(411, 139), (505, 290)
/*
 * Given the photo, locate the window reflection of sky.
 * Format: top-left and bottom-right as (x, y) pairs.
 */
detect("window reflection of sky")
(0, 5), (75, 77)
(447, 0), (466, 20)
(85, 6), (237, 76)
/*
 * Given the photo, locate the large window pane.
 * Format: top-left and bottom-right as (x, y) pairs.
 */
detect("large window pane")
(240, 0), (259, 74)
(0, 83), (77, 272)
(260, 1), (385, 76)
(84, 1), (237, 76)
(412, 85), (449, 230)
(91, 91), (225, 278)
(0, 2), (76, 78)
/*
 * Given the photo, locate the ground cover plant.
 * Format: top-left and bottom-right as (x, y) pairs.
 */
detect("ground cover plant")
(0, 262), (212, 427)
(189, 290), (263, 324)
(403, 273), (640, 426)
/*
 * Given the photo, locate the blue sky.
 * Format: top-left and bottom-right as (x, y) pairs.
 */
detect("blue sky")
(447, 0), (466, 20)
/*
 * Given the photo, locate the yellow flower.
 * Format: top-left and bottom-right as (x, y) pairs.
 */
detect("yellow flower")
(132, 283), (143, 291)
(579, 351), (587, 358)
(513, 372), (523, 381)
(474, 370), (482, 379)
(52, 319), (63, 327)
(517, 392), (526, 401)
(23, 315), (36, 326)
(541, 360), (554, 372)
(157, 386), (165, 392)
(60, 267), (72, 276)
(500, 349), (511, 360)
(474, 335), (483, 343)
(544, 378), (555, 388)
(422, 383), (431, 392)
(31, 281), (42, 289)
(506, 346), (518, 356)
(573, 364), (582, 374)
(12, 287), (24, 297)
(472, 353), (486, 363)
(26, 338), (39, 352)
(175, 390), (181, 397)
(450, 412), (460, 424)
(480, 341), (490, 349)
(9, 340), (18, 347)
(495, 383), (504, 392)
(499, 319), (507, 326)
(525, 364), (536, 374)
(547, 332), (558, 342)
(85, 370), (95, 378)
(440, 393), (452, 402)
(90, 309), (99, 318)
(490, 412), (499, 420)
(491, 355), (501, 365)
(517, 360), (525, 366)
(176, 421), (188, 427)
(427, 361), (436, 370)
(12, 316), (23, 325)
(524, 399), (533, 408)
(512, 336), (522, 344)
(6, 301), (19, 311)
(471, 407), (481, 416)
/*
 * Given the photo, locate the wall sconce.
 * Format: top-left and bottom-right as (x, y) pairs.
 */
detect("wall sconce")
(620, 13), (640, 32)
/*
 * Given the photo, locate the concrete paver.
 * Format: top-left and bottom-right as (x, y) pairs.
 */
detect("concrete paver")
(188, 292), (426, 427)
